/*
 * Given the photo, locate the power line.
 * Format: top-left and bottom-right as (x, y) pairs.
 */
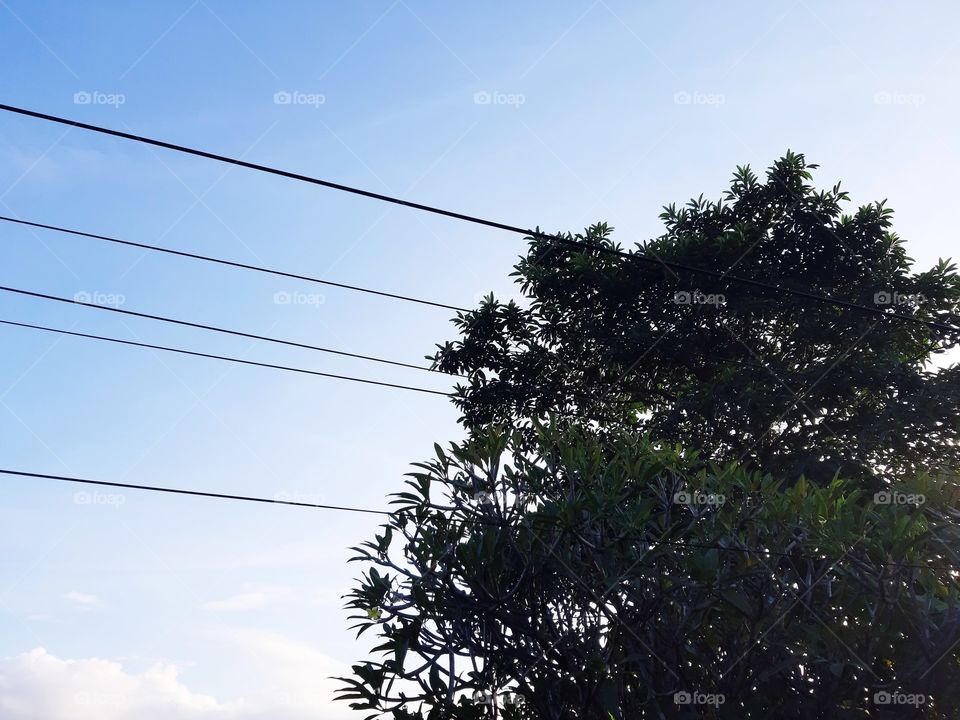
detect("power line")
(1, 104), (956, 333)
(1, 467), (951, 572)
(0, 284), (448, 375)
(558, 239), (960, 334)
(2, 111), (950, 575)
(0, 318), (452, 396)
(0, 104), (528, 234)
(0, 468), (390, 516)
(0, 215), (468, 313)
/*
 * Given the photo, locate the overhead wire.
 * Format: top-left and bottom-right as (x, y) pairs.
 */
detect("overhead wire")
(0, 215), (469, 313)
(1, 468), (953, 573)
(0, 284), (449, 375)
(1, 103), (956, 333)
(0, 319), (452, 396)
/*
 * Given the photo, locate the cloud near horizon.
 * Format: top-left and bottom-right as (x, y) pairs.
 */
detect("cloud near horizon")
(0, 631), (355, 720)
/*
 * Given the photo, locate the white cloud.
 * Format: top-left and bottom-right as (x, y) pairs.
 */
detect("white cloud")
(224, 628), (354, 716)
(0, 634), (357, 720)
(64, 591), (99, 607)
(0, 649), (223, 720)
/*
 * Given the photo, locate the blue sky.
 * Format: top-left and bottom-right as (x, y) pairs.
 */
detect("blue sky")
(0, 1), (957, 717)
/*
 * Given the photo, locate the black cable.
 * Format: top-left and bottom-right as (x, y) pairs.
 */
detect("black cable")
(553, 237), (960, 334)
(0, 215), (468, 313)
(0, 104), (528, 234)
(0, 284), (448, 375)
(0, 318), (452, 396)
(1, 467), (950, 572)
(1, 104), (956, 333)
(636, 244), (925, 332)
(2, 107), (949, 569)
(0, 468), (390, 516)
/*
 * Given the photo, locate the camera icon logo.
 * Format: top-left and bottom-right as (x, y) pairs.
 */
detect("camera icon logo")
(873, 91), (892, 105)
(472, 490), (493, 505)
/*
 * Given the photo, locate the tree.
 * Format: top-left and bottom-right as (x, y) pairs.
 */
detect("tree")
(338, 424), (960, 718)
(338, 154), (960, 718)
(433, 152), (960, 486)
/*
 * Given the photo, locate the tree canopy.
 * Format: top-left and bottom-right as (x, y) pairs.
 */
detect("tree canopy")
(433, 152), (960, 486)
(340, 153), (960, 718)
(339, 425), (960, 718)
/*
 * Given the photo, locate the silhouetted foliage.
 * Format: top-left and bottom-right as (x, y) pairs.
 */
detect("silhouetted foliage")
(339, 425), (960, 718)
(340, 154), (960, 718)
(434, 152), (960, 486)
